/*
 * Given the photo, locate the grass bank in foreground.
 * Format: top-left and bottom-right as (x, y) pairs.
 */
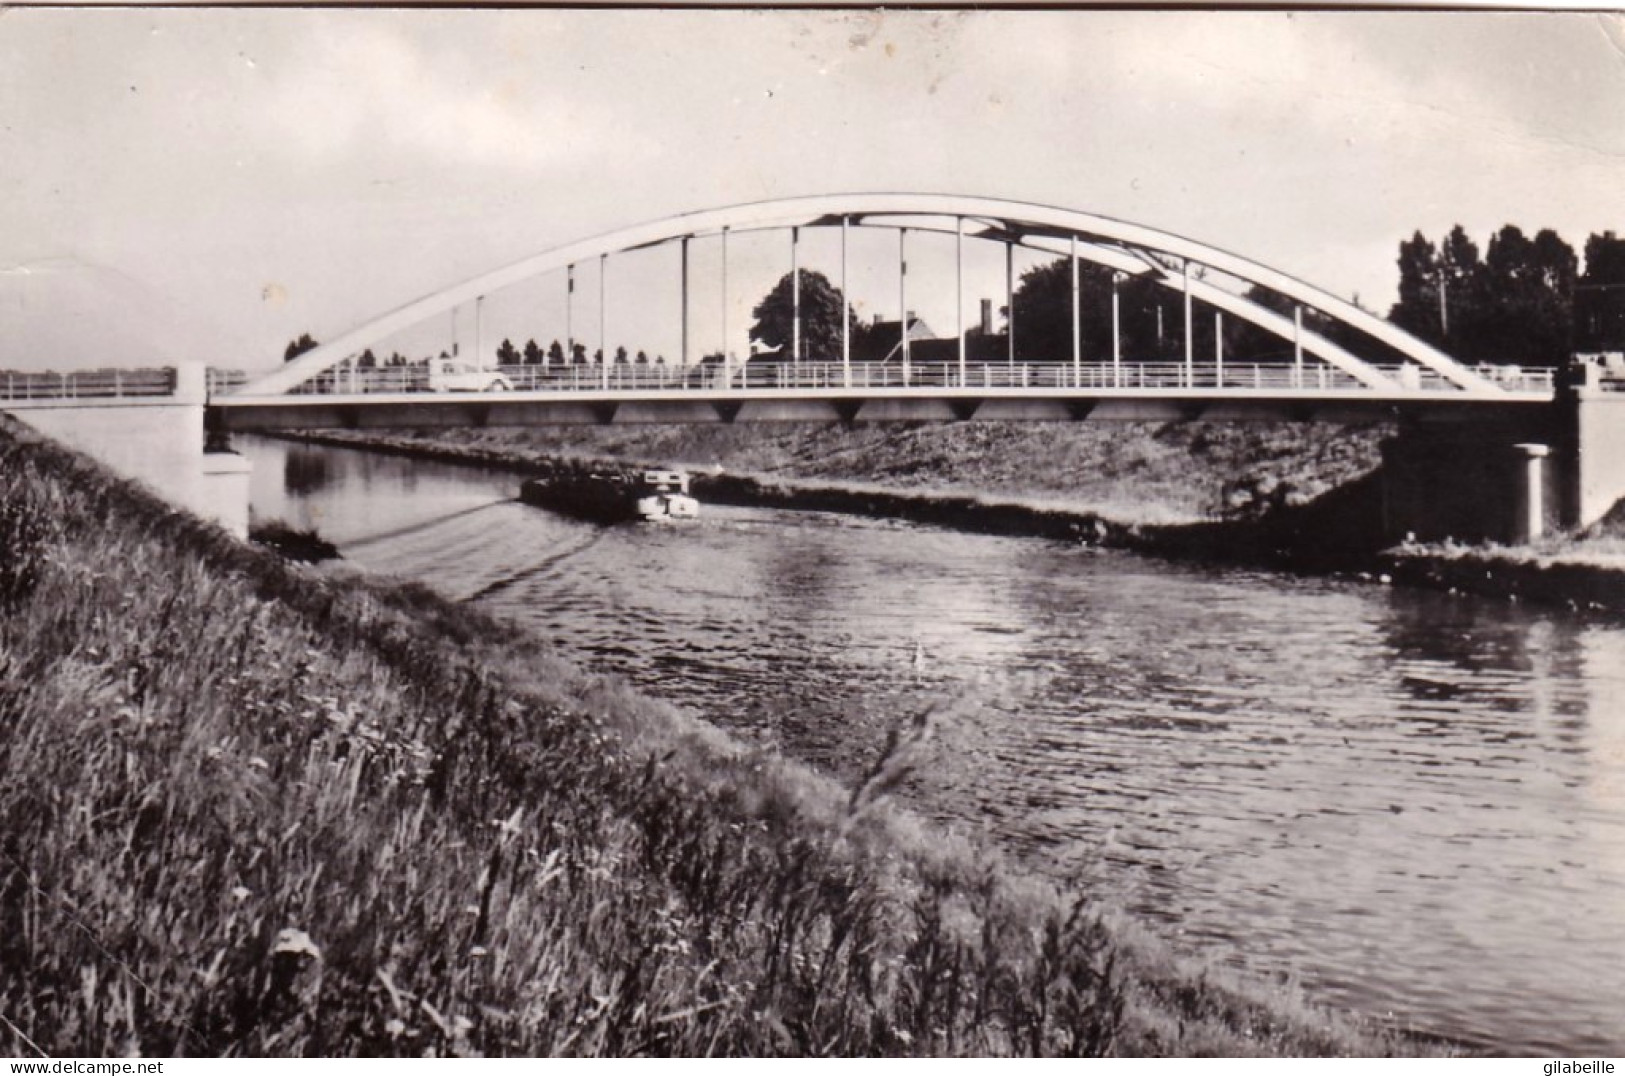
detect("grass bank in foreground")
(0, 419), (1429, 1056)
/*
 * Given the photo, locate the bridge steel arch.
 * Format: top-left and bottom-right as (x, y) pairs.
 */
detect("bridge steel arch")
(242, 193), (1502, 398)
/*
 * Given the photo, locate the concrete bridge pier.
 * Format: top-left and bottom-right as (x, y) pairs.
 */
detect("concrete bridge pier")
(6, 364), (253, 538)
(1556, 363), (1625, 533)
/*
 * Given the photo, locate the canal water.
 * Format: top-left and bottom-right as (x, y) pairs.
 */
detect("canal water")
(243, 435), (1625, 1055)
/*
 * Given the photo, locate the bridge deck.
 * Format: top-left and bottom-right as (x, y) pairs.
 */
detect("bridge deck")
(210, 361), (1553, 430)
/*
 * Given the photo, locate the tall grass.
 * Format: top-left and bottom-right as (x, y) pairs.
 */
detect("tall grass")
(0, 420), (1423, 1057)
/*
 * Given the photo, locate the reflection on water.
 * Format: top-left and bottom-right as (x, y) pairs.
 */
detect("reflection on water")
(244, 435), (1625, 1054)
(283, 447), (333, 497)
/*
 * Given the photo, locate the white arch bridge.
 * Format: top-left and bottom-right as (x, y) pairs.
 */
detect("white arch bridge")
(215, 194), (1554, 432)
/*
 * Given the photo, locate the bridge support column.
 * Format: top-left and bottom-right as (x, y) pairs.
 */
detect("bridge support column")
(1514, 443), (1551, 543)
(1070, 235), (1081, 385)
(1292, 305), (1304, 387)
(957, 217), (966, 385)
(791, 226), (801, 363)
(1005, 242), (1015, 365)
(1110, 272), (1122, 385)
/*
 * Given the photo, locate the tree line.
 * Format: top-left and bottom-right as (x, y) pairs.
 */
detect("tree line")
(990, 226), (1624, 370)
(1390, 226), (1624, 366)
(285, 334), (669, 369)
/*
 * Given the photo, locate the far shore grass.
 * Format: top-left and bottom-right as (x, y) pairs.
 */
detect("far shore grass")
(0, 418), (1443, 1056)
(290, 419), (1392, 528)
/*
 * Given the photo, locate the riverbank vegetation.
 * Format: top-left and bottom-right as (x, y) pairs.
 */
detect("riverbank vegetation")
(249, 519), (342, 563)
(0, 420), (1433, 1056)
(296, 420), (1390, 526)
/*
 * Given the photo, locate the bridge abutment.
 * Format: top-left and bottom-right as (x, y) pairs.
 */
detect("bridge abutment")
(1555, 364), (1625, 531)
(5, 364), (253, 538)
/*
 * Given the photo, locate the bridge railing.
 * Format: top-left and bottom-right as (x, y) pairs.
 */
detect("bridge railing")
(0, 368), (177, 401)
(264, 359), (1558, 399)
(206, 368), (249, 396)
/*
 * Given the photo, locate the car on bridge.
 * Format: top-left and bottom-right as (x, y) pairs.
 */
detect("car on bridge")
(427, 358), (513, 393)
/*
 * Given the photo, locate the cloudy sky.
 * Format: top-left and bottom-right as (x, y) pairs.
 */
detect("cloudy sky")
(2, 8), (1621, 372)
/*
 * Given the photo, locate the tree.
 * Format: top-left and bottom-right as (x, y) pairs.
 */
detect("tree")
(523, 338), (544, 366)
(1389, 225), (1488, 353)
(1437, 225), (1485, 348)
(548, 340), (565, 365)
(1007, 259), (1079, 363)
(1387, 223), (1585, 366)
(1006, 257), (1215, 364)
(636, 349), (650, 366)
(1473, 225), (1576, 366)
(284, 333), (319, 362)
(614, 345), (629, 365)
(495, 338), (520, 366)
(1390, 231), (1443, 342)
(572, 343), (588, 365)
(749, 269), (865, 361)
(1579, 232), (1625, 351)
(356, 348), (377, 370)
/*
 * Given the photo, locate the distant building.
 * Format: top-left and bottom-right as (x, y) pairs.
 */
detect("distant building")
(746, 298), (1013, 368)
(863, 300), (1010, 366)
(850, 311), (935, 365)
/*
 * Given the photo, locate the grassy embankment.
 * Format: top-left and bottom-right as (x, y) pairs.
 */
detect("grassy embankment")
(356, 420), (1389, 525)
(0, 419), (1430, 1056)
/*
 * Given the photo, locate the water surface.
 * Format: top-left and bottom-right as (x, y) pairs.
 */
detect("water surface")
(246, 435), (1625, 1054)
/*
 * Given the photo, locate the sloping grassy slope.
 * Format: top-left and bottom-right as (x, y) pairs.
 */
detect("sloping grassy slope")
(0, 422), (1416, 1057)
